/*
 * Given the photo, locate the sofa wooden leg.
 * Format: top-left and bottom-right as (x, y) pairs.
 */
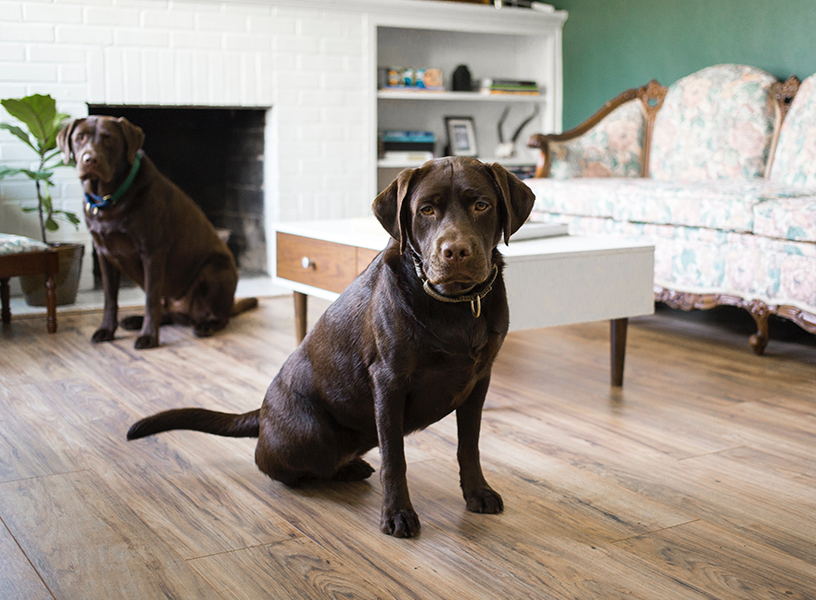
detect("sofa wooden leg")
(748, 303), (770, 355)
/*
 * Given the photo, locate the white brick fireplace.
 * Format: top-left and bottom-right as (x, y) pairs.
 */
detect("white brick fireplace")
(1, 0), (376, 292)
(1, 0), (565, 295)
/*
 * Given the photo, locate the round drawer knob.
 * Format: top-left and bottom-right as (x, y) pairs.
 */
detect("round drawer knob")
(301, 257), (313, 269)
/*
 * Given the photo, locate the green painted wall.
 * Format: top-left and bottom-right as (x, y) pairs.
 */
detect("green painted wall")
(549, 0), (816, 130)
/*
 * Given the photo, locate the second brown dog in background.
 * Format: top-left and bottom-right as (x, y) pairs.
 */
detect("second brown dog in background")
(57, 116), (257, 349)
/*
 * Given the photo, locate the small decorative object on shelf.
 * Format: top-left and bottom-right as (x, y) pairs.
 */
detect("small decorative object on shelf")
(452, 65), (473, 92)
(495, 104), (540, 159)
(445, 116), (478, 157)
(494, 0), (555, 10)
(379, 67), (444, 92)
(480, 78), (541, 96)
(379, 130), (436, 164)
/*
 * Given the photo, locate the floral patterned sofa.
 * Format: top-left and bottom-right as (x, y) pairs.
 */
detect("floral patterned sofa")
(526, 64), (816, 354)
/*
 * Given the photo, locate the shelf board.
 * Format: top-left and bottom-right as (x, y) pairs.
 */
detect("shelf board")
(377, 90), (546, 103)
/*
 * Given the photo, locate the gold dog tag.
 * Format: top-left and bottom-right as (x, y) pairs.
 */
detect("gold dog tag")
(93, 207), (99, 216)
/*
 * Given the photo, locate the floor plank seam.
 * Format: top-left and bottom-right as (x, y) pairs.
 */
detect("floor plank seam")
(185, 533), (306, 562)
(0, 468), (92, 487)
(609, 518), (701, 544)
(676, 445), (747, 462)
(0, 513), (58, 600)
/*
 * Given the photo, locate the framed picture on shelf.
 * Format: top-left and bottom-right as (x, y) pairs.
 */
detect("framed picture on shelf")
(445, 116), (478, 157)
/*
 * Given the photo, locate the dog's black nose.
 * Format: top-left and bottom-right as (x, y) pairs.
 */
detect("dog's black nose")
(441, 240), (472, 263)
(82, 152), (96, 165)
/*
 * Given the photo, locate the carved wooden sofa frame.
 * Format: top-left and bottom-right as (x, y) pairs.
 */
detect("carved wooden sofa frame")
(528, 75), (810, 355)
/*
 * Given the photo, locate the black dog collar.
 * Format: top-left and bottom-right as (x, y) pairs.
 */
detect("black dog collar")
(84, 151), (142, 215)
(408, 248), (498, 318)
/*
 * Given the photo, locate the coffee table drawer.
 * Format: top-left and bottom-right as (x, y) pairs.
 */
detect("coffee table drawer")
(276, 232), (364, 294)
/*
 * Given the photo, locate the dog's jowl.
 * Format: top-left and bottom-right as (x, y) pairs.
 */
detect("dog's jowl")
(127, 157), (535, 537)
(57, 116), (257, 350)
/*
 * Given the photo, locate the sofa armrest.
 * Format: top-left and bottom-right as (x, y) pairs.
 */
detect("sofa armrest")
(528, 80), (667, 178)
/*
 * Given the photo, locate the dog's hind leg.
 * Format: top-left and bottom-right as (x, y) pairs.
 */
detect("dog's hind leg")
(120, 313), (177, 330)
(332, 458), (375, 481)
(187, 258), (237, 337)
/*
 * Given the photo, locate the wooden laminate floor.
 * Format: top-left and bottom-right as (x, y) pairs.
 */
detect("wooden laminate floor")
(1, 297), (815, 599)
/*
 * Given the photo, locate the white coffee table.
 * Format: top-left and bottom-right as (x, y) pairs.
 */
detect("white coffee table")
(274, 218), (654, 386)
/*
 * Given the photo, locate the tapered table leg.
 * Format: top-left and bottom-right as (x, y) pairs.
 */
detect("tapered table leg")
(294, 291), (307, 344)
(610, 318), (628, 387)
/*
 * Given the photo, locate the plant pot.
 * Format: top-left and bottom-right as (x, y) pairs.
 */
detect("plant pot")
(20, 242), (85, 307)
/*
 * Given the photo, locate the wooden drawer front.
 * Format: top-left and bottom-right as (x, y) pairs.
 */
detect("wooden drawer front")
(277, 232), (358, 294)
(357, 247), (381, 275)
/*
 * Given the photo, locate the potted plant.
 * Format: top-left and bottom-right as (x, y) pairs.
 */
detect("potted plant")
(0, 94), (84, 306)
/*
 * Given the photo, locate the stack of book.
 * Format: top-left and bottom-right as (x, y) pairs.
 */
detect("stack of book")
(480, 78), (541, 95)
(379, 130), (435, 165)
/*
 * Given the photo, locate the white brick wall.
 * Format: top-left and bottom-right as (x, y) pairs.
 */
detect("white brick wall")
(0, 0), (373, 291)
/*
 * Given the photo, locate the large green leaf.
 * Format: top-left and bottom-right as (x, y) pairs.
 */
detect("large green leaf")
(1, 95), (68, 152)
(45, 112), (70, 151)
(0, 122), (37, 153)
(56, 210), (81, 229)
(20, 169), (54, 182)
(0, 166), (24, 180)
(40, 188), (53, 213)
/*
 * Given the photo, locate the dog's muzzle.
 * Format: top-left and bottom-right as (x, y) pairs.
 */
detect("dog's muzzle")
(409, 249), (497, 318)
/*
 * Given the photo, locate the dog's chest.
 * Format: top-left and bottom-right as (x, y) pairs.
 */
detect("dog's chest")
(88, 220), (143, 279)
(403, 338), (497, 430)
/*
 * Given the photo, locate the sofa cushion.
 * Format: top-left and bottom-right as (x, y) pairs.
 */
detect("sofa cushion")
(549, 99), (645, 179)
(770, 74), (816, 189)
(608, 179), (811, 233)
(526, 177), (807, 234)
(650, 64), (778, 182)
(525, 177), (622, 219)
(529, 212), (816, 310)
(753, 196), (816, 243)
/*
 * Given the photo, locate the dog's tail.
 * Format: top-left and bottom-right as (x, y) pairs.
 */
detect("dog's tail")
(127, 408), (260, 441)
(232, 297), (259, 316)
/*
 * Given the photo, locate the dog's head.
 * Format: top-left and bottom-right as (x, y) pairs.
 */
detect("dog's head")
(56, 116), (145, 185)
(373, 157), (535, 295)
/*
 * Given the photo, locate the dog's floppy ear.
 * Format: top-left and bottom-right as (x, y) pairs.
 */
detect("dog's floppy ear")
(115, 117), (145, 165)
(372, 167), (417, 253)
(56, 118), (84, 164)
(485, 162), (536, 244)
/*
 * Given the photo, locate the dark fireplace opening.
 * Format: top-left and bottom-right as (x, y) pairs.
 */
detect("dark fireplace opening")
(87, 105), (267, 283)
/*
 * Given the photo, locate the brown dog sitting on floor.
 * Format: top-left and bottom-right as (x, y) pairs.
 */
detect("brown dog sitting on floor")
(57, 116), (257, 349)
(127, 157), (535, 537)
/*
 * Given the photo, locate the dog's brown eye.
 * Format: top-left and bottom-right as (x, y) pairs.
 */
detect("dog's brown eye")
(419, 205), (435, 216)
(474, 201), (490, 212)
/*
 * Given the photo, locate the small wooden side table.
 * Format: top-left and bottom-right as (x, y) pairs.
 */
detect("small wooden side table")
(0, 249), (59, 333)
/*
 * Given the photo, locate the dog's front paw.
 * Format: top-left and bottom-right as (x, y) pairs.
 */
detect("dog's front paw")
(134, 334), (159, 349)
(380, 507), (421, 538)
(120, 315), (144, 331)
(91, 328), (115, 343)
(464, 486), (504, 514)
